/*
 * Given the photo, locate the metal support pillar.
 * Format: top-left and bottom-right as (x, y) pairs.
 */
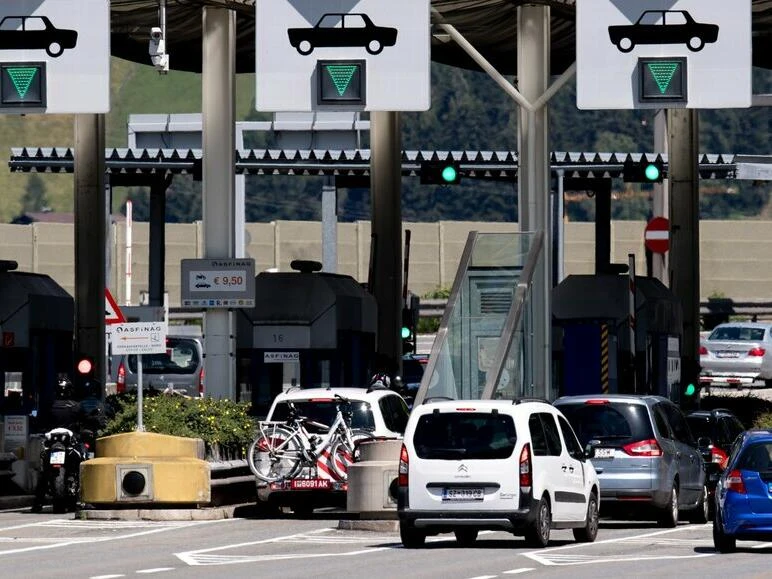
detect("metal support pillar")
(594, 179), (612, 274)
(517, 5), (551, 399)
(148, 177), (168, 307)
(322, 176), (337, 273)
(652, 110), (669, 284)
(668, 109), (700, 401)
(74, 114), (106, 388)
(370, 111), (402, 376)
(202, 7), (236, 399)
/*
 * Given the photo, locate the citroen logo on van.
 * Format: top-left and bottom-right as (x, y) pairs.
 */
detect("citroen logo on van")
(458, 464), (468, 473)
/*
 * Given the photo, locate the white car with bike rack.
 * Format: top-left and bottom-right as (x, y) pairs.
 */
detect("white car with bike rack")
(250, 386), (409, 515)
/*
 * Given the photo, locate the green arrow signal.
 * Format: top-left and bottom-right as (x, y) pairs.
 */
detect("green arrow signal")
(325, 65), (357, 96)
(6, 67), (38, 99)
(647, 62), (680, 94)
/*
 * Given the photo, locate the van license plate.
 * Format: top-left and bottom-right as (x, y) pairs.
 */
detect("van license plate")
(442, 488), (483, 501)
(49, 451), (65, 465)
(594, 448), (614, 459)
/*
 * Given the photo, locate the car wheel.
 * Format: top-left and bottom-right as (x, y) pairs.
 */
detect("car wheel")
(400, 521), (426, 549)
(524, 495), (551, 548)
(366, 40), (383, 55)
(297, 40), (313, 55)
(658, 485), (679, 528)
(573, 492), (599, 543)
(454, 529), (478, 546)
(46, 42), (64, 58)
(687, 36), (705, 52)
(617, 38), (634, 53)
(713, 512), (736, 553)
(765, 379), (772, 389)
(689, 485), (709, 524)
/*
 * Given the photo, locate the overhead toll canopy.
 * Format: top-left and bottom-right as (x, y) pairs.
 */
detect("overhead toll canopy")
(109, 1), (772, 75)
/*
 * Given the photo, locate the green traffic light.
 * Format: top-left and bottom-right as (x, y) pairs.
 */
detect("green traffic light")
(684, 383), (696, 396)
(644, 163), (661, 182)
(441, 165), (458, 183)
(401, 326), (411, 339)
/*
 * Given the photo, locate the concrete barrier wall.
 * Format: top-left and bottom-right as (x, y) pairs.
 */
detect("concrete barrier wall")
(0, 220), (769, 304)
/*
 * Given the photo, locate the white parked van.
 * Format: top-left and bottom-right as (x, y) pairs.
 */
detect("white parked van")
(397, 398), (600, 548)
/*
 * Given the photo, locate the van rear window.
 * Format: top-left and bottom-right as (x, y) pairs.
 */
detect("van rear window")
(127, 337), (200, 375)
(413, 412), (516, 460)
(557, 402), (654, 447)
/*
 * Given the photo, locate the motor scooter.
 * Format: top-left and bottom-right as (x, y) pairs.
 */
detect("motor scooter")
(35, 427), (84, 513)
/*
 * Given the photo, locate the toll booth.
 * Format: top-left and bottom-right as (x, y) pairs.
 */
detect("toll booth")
(552, 274), (682, 399)
(236, 261), (377, 417)
(0, 261), (74, 425)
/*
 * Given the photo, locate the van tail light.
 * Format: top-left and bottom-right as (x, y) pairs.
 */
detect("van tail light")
(117, 361), (126, 394)
(519, 443), (532, 492)
(198, 367), (205, 397)
(622, 439), (663, 457)
(726, 469), (747, 494)
(699, 345), (708, 355)
(748, 347), (766, 357)
(398, 444), (409, 487)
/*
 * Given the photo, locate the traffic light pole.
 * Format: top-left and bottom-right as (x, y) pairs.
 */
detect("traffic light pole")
(668, 109), (701, 407)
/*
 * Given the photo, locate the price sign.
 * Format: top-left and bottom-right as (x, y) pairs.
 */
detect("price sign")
(181, 258), (256, 308)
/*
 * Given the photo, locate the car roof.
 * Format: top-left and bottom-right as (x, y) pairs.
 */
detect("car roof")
(710, 322), (771, 330)
(554, 394), (668, 405)
(273, 386), (396, 402)
(742, 430), (772, 443)
(412, 398), (555, 414)
(687, 408), (736, 418)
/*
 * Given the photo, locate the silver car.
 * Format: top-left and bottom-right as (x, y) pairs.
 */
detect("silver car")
(700, 322), (772, 388)
(553, 394), (707, 527)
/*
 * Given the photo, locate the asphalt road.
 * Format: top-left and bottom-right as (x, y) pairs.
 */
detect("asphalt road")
(1, 507), (771, 579)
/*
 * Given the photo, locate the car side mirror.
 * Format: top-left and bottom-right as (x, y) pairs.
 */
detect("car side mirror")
(584, 444), (595, 459)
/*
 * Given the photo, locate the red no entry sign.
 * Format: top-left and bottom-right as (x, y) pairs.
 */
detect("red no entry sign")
(644, 217), (670, 254)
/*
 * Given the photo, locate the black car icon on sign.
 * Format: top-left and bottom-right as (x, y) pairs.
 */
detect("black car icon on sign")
(288, 13), (397, 56)
(0, 15), (78, 58)
(195, 282), (211, 289)
(608, 10), (718, 53)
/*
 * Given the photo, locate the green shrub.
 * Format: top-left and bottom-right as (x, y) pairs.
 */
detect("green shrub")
(752, 413), (772, 430)
(103, 393), (256, 458)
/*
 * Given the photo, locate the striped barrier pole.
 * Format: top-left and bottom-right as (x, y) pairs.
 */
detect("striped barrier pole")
(628, 253), (637, 393)
(601, 323), (609, 394)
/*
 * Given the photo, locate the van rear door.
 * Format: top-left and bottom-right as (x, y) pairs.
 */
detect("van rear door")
(409, 409), (518, 511)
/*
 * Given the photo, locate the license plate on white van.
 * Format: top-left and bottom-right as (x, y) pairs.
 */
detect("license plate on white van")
(49, 451), (65, 465)
(442, 487), (483, 501)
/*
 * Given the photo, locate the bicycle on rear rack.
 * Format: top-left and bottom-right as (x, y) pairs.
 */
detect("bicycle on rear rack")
(248, 394), (373, 483)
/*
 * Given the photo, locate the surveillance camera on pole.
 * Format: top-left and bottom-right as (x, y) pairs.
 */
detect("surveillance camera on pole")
(149, 27), (169, 74)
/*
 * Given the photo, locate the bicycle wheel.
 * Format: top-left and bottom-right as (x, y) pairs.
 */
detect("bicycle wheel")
(329, 429), (374, 480)
(248, 423), (303, 483)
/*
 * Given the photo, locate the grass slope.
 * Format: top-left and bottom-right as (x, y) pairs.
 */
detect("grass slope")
(0, 57), (257, 222)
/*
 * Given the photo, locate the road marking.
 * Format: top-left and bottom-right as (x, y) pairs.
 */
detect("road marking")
(503, 569), (534, 575)
(523, 524), (714, 567)
(91, 575), (125, 579)
(0, 518), (235, 556)
(467, 576), (497, 579)
(176, 528), (397, 567)
(136, 568), (174, 574)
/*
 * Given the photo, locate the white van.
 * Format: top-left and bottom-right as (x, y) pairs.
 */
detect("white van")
(398, 398), (600, 548)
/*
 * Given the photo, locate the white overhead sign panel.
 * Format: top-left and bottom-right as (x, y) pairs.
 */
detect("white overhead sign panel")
(576, 0), (751, 110)
(256, 0), (430, 112)
(0, 0), (109, 114)
(110, 322), (167, 356)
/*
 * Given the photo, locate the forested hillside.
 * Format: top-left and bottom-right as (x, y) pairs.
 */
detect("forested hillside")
(2, 59), (770, 223)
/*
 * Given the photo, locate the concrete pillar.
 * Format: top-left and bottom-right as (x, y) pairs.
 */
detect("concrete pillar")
(370, 112), (402, 375)
(517, 5), (551, 398)
(668, 109), (701, 397)
(74, 114), (106, 386)
(148, 177), (167, 307)
(652, 110), (669, 284)
(202, 7), (236, 399)
(322, 176), (337, 272)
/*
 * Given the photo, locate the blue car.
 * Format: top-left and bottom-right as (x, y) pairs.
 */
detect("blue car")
(714, 430), (772, 552)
